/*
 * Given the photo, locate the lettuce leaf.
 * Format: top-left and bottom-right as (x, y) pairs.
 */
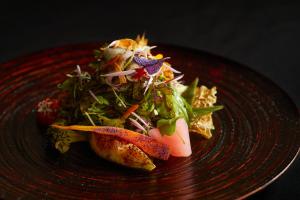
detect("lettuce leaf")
(193, 105), (224, 117)
(155, 86), (189, 135)
(157, 117), (180, 135)
(182, 78), (199, 104)
(98, 116), (125, 128)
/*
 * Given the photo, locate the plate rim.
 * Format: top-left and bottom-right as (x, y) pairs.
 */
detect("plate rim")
(1, 42), (299, 199)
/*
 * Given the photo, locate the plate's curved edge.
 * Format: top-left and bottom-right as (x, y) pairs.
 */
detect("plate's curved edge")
(238, 148), (300, 200)
(147, 43), (300, 199)
(0, 42), (101, 66)
(1, 42), (299, 199)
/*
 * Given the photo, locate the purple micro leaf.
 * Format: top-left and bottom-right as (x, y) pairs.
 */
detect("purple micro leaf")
(144, 60), (164, 75)
(133, 56), (158, 66)
(134, 56), (170, 75)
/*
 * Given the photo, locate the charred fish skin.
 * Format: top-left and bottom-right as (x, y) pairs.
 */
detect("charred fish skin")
(90, 134), (156, 171)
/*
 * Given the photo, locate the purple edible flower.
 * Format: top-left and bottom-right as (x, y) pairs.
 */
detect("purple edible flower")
(144, 61), (164, 75)
(133, 56), (170, 75)
(133, 56), (158, 66)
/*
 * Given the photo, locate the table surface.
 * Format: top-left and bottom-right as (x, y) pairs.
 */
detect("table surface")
(1, 1), (299, 199)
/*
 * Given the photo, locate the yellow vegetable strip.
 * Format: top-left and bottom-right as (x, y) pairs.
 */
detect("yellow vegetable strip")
(51, 125), (170, 160)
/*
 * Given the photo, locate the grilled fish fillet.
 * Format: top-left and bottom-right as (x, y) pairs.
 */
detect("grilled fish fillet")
(90, 134), (156, 171)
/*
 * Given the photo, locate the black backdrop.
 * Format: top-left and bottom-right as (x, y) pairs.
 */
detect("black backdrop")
(1, 1), (299, 199)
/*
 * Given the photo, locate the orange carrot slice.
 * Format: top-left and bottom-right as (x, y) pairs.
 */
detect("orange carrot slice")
(121, 104), (139, 119)
(51, 125), (170, 160)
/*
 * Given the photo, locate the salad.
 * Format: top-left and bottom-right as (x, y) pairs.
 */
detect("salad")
(36, 35), (223, 171)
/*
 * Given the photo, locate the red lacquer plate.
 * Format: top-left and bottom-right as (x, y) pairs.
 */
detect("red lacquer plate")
(0, 43), (299, 200)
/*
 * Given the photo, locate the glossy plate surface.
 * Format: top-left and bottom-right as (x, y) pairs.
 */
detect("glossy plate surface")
(0, 43), (299, 199)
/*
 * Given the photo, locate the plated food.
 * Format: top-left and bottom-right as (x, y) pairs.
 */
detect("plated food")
(36, 35), (222, 171)
(2, 39), (299, 199)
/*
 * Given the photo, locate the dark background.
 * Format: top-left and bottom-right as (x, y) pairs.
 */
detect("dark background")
(1, 1), (299, 199)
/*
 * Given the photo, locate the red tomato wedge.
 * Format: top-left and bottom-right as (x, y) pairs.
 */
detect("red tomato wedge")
(149, 118), (192, 157)
(51, 125), (170, 160)
(36, 98), (60, 126)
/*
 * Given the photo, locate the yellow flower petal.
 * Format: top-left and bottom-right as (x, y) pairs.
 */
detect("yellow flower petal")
(153, 54), (163, 59)
(135, 34), (148, 47)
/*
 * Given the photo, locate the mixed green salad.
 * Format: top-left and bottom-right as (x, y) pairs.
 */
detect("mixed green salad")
(36, 35), (222, 171)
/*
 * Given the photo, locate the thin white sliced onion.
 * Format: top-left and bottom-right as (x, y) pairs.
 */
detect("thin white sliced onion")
(170, 74), (184, 83)
(155, 74), (184, 86)
(129, 118), (146, 132)
(104, 47), (133, 61)
(76, 65), (82, 75)
(135, 45), (152, 52)
(66, 74), (74, 78)
(76, 65), (83, 86)
(132, 112), (150, 128)
(88, 90), (102, 105)
(143, 76), (153, 94)
(168, 65), (181, 74)
(101, 70), (135, 77)
(149, 46), (157, 50)
(108, 40), (117, 47)
(154, 81), (163, 86)
(105, 77), (121, 90)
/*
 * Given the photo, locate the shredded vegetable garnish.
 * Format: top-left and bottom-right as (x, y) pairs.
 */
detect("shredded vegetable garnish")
(84, 111), (96, 126)
(131, 112), (151, 129)
(129, 118), (147, 133)
(39, 35), (222, 171)
(122, 104), (139, 119)
(76, 65), (82, 87)
(101, 70), (136, 77)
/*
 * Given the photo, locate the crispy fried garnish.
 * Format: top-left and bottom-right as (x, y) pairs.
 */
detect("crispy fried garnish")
(135, 34), (148, 48)
(190, 86), (217, 139)
(110, 39), (137, 51)
(161, 62), (174, 80)
(193, 86), (217, 107)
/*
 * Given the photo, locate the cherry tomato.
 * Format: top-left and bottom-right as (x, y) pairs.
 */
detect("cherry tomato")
(36, 98), (60, 126)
